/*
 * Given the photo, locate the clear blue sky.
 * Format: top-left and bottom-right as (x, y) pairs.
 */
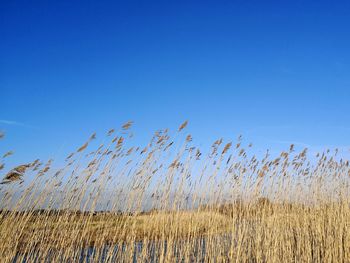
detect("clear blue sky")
(1, 0), (350, 165)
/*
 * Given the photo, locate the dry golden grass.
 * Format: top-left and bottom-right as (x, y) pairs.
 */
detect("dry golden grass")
(0, 121), (350, 262)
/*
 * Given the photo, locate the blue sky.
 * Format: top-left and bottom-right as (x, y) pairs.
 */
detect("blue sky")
(1, 0), (350, 165)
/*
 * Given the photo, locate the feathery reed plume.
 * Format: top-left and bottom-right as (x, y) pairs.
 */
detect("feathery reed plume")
(178, 120), (188, 131)
(213, 138), (223, 146)
(116, 137), (124, 148)
(222, 142), (232, 154)
(32, 161), (43, 171)
(122, 121), (133, 130)
(66, 153), (74, 161)
(164, 142), (173, 151)
(1, 163), (30, 184)
(89, 132), (97, 140)
(107, 129), (115, 136)
(196, 149), (202, 160)
(2, 151), (14, 158)
(77, 142), (89, 152)
(30, 159), (40, 167)
(37, 160), (52, 176)
(289, 144), (295, 152)
(126, 147), (134, 156)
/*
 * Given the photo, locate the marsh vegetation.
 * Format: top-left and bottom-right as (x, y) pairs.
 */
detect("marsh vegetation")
(1, 122), (350, 262)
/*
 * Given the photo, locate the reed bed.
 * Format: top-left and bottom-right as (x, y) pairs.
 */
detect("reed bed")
(0, 121), (350, 262)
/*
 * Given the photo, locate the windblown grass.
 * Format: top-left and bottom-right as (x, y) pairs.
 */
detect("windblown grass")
(1, 121), (350, 262)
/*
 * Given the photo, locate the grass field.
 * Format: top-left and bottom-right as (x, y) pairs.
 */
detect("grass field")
(1, 122), (350, 262)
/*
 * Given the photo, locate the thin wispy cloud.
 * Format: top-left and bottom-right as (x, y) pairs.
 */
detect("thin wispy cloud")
(0, 120), (24, 126)
(0, 119), (37, 129)
(248, 125), (350, 133)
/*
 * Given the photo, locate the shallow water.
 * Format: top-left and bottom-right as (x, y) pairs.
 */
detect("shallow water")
(12, 234), (233, 262)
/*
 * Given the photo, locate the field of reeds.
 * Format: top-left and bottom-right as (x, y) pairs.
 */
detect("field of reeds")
(1, 121), (350, 262)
